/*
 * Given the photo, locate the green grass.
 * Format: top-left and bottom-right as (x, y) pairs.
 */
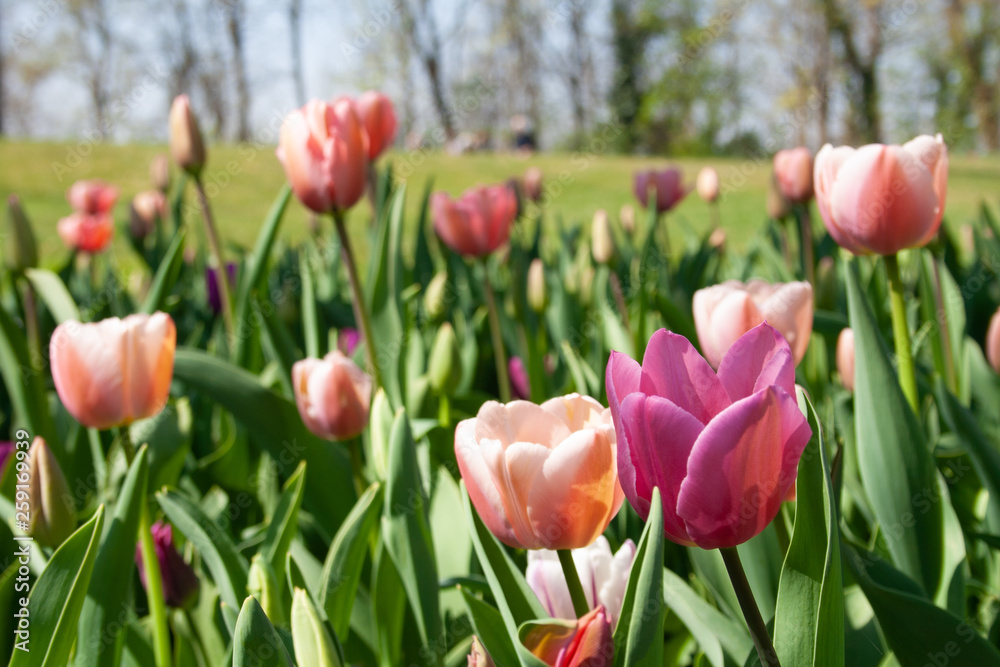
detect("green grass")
(2, 139), (997, 270)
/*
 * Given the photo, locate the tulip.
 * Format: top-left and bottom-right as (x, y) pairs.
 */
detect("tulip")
(521, 606), (614, 667)
(355, 91), (397, 160)
(523, 166), (544, 203)
(27, 437), (76, 548)
(130, 190), (166, 241)
(291, 587), (342, 667)
(591, 210), (614, 265)
(697, 166), (720, 203)
(708, 227), (726, 250)
(633, 168), (686, 213)
(693, 279), (813, 368)
(527, 536), (636, 628)
(766, 185), (790, 220)
(619, 204), (635, 235)
(454, 394), (623, 550)
(278, 99), (369, 213)
(986, 307), (1000, 374)
(50, 313), (176, 430)
(467, 637), (495, 666)
(67, 179), (119, 215)
(431, 185), (518, 258)
(837, 327), (855, 391)
(429, 322), (463, 395)
(528, 258), (548, 313)
(57, 212), (114, 254)
(169, 94), (206, 175)
(150, 154), (171, 192)
(813, 134), (948, 256)
(606, 324), (812, 549)
(509, 356), (531, 401)
(338, 327), (361, 356)
(292, 351), (372, 441)
(0, 442), (12, 475)
(135, 521), (199, 608)
(773, 148), (813, 203)
(7, 195), (39, 271)
(205, 263), (238, 315)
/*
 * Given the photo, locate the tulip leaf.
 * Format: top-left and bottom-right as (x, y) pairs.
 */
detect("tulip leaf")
(772, 390), (843, 666)
(11, 505), (104, 667)
(459, 587), (520, 667)
(74, 446), (149, 667)
(300, 250), (321, 359)
(291, 587), (345, 667)
(156, 488), (248, 611)
(321, 482), (383, 640)
(24, 268), (80, 323)
(662, 567), (751, 667)
(371, 539), (405, 666)
(0, 301), (54, 443)
(846, 260), (943, 596)
(613, 486), (664, 667)
(140, 227), (187, 315)
(381, 409), (441, 649)
(367, 186), (407, 408)
(232, 595), (294, 667)
(259, 460), (307, 599)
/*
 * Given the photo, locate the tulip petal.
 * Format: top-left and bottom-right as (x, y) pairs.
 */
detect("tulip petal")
(51, 320), (127, 429)
(639, 329), (731, 422)
(754, 281), (813, 364)
(474, 401), (572, 449)
(814, 144), (860, 253)
(606, 352), (642, 512)
(526, 555), (577, 620)
(455, 418), (521, 548)
(676, 387), (811, 549)
(903, 133), (948, 244)
(280, 110), (332, 213)
(489, 440), (551, 548)
(717, 323), (795, 401)
(693, 284), (763, 369)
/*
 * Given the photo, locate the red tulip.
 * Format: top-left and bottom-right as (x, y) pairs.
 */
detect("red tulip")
(814, 134), (948, 255)
(606, 324), (812, 549)
(837, 328), (855, 391)
(277, 99), (369, 213)
(431, 185), (517, 258)
(292, 351), (372, 440)
(521, 606), (614, 667)
(355, 91), (398, 160)
(67, 179), (118, 214)
(773, 148), (814, 203)
(986, 308), (1000, 374)
(57, 212), (114, 253)
(633, 168), (686, 213)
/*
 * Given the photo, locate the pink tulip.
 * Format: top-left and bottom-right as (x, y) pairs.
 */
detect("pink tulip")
(57, 213), (114, 254)
(523, 166), (544, 203)
(696, 167), (720, 203)
(455, 394), (624, 550)
(509, 356), (531, 400)
(986, 308), (1000, 374)
(837, 328), (855, 391)
(292, 351), (372, 441)
(527, 536), (636, 628)
(633, 168), (686, 213)
(355, 91), (398, 160)
(521, 606), (614, 667)
(773, 148), (814, 203)
(67, 179), (119, 214)
(606, 324), (812, 549)
(814, 134), (948, 255)
(277, 99), (369, 213)
(50, 313), (176, 430)
(130, 190), (167, 241)
(431, 185), (517, 258)
(693, 279), (813, 368)
(169, 94), (206, 175)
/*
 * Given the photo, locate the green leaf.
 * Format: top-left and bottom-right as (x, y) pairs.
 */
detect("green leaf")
(300, 251), (321, 359)
(140, 228), (187, 314)
(11, 506), (104, 667)
(291, 587), (344, 667)
(846, 260), (943, 595)
(459, 587), (519, 667)
(371, 541), (405, 667)
(367, 187), (407, 408)
(662, 568), (751, 667)
(613, 486), (664, 667)
(259, 461), (307, 597)
(0, 301), (54, 443)
(772, 390), (843, 666)
(24, 268), (80, 323)
(74, 447), (150, 667)
(232, 596), (294, 667)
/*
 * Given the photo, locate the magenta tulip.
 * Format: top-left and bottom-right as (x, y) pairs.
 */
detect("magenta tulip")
(633, 168), (686, 213)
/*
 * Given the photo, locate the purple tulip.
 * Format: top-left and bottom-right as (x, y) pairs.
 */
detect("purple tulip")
(135, 521), (199, 608)
(338, 327), (361, 356)
(508, 356), (530, 400)
(633, 168), (687, 213)
(205, 263), (237, 315)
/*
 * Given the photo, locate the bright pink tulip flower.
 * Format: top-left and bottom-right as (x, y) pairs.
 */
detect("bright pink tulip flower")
(633, 168), (686, 213)
(292, 350), (372, 441)
(50, 313), (177, 429)
(355, 91), (397, 160)
(455, 394), (624, 550)
(773, 148), (814, 203)
(522, 606), (614, 667)
(67, 179), (119, 214)
(837, 328), (855, 391)
(814, 134), (948, 256)
(57, 212), (115, 253)
(986, 308), (1000, 374)
(431, 185), (518, 258)
(606, 324), (812, 549)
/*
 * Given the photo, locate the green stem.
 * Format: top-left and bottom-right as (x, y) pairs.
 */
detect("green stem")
(120, 427), (136, 466)
(797, 204), (815, 285)
(930, 257), (958, 393)
(720, 547), (781, 667)
(885, 254), (919, 412)
(139, 496), (171, 667)
(349, 439), (366, 498)
(333, 211), (382, 389)
(481, 259), (511, 402)
(557, 549), (590, 619)
(193, 176), (236, 343)
(438, 394), (450, 428)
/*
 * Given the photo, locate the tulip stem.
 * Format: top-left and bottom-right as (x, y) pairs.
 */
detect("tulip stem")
(481, 259), (512, 402)
(139, 501), (172, 667)
(193, 177), (236, 344)
(557, 549), (590, 619)
(333, 210), (382, 389)
(930, 256), (958, 394)
(720, 547), (781, 667)
(885, 254), (919, 412)
(796, 204), (815, 285)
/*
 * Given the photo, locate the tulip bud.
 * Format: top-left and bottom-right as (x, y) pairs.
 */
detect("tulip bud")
(837, 328), (855, 391)
(522, 606), (614, 666)
(508, 356), (530, 401)
(986, 307), (1000, 374)
(767, 185), (790, 220)
(169, 95), (206, 175)
(522, 167), (543, 203)
(6, 195), (39, 272)
(467, 637), (495, 666)
(708, 227), (726, 251)
(150, 154), (171, 193)
(292, 351), (373, 441)
(619, 204), (635, 235)
(591, 209), (614, 264)
(26, 437), (75, 548)
(291, 587), (343, 667)
(696, 166), (720, 203)
(130, 190), (166, 242)
(424, 272), (449, 321)
(527, 259), (547, 313)
(247, 554), (285, 626)
(428, 323), (463, 395)
(338, 328), (361, 357)
(136, 520), (200, 609)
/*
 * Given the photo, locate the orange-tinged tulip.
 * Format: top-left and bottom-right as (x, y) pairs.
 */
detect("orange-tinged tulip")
(814, 134), (948, 255)
(57, 213), (114, 253)
(67, 179), (118, 214)
(169, 94), (206, 175)
(837, 327), (855, 391)
(986, 307), (1000, 374)
(292, 351), (372, 441)
(773, 147), (813, 203)
(355, 91), (398, 160)
(521, 606), (614, 666)
(693, 279), (813, 368)
(278, 98), (369, 213)
(431, 185), (517, 258)
(455, 394), (624, 550)
(50, 313), (176, 429)
(696, 166), (720, 203)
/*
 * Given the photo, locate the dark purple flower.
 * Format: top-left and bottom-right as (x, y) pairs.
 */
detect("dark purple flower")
(205, 263), (238, 315)
(136, 521), (199, 608)
(509, 356), (530, 400)
(338, 327), (361, 356)
(0, 442), (13, 473)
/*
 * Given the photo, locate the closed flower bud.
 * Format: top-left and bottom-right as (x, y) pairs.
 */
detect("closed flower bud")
(428, 323), (463, 395)
(773, 147), (814, 203)
(424, 272), (449, 321)
(509, 356), (530, 401)
(522, 606), (614, 666)
(696, 166), (720, 203)
(6, 195), (39, 271)
(527, 258), (547, 313)
(292, 351), (372, 441)
(708, 227), (726, 251)
(591, 209), (614, 264)
(619, 204), (635, 235)
(291, 587), (344, 667)
(130, 190), (166, 242)
(523, 166), (543, 203)
(837, 328), (855, 391)
(467, 637), (495, 666)
(247, 554), (285, 626)
(27, 437), (76, 548)
(169, 95), (206, 175)
(150, 154), (171, 193)
(136, 521), (200, 608)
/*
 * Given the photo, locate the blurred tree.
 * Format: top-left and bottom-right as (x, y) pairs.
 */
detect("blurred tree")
(398, 0), (456, 140)
(288, 0), (306, 105)
(819, 0), (883, 143)
(65, 0), (115, 137)
(609, 0), (659, 152)
(945, 0), (999, 150)
(223, 0), (251, 142)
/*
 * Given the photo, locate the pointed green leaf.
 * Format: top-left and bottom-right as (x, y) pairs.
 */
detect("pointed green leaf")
(663, 567), (751, 667)
(367, 187), (407, 408)
(460, 587), (519, 667)
(613, 487), (664, 667)
(24, 268), (80, 323)
(140, 228), (187, 314)
(259, 461), (307, 595)
(232, 596), (294, 667)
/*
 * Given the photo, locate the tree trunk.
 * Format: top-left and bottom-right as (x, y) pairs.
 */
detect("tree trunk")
(226, 0), (250, 142)
(288, 0), (306, 105)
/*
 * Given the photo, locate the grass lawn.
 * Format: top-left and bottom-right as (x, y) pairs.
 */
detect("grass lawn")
(2, 140), (998, 271)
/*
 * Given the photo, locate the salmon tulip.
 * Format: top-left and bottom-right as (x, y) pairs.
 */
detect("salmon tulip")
(837, 327), (855, 391)
(773, 148), (813, 203)
(693, 279), (813, 368)
(278, 99), (369, 213)
(355, 91), (397, 160)
(292, 351), (372, 441)
(606, 324), (812, 549)
(813, 134), (948, 255)
(455, 394), (624, 550)
(67, 179), (118, 214)
(986, 307), (1000, 374)
(50, 313), (177, 429)
(57, 212), (114, 253)
(431, 185), (517, 258)
(521, 606), (614, 667)
(633, 168), (686, 213)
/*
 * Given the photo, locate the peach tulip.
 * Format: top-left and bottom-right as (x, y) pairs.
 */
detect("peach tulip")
(837, 327), (855, 391)
(606, 324), (812, 549)
(67, 179), (119, 214)
(773, 148), (813, 203)
(633, 168), (686, 213)
(521, 606), (614, 667)
(278, 99), (369, 213)
(57, 213), (114, 254)
(292, 351), (372, 441)
(455, 394), (624, 550)
(523, 166), (544, 203)
(986, 307), (1000, 374)
(355, 91), (398, 160)
(814, 134), (948, 256)
(693, 279), (813, 368)
(696, 166), (720, 203)
(130, 190), (166, 240)
(431, 185), (517, 258)
(169, 94), (206, 175)
(50, 313), (176, 430)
